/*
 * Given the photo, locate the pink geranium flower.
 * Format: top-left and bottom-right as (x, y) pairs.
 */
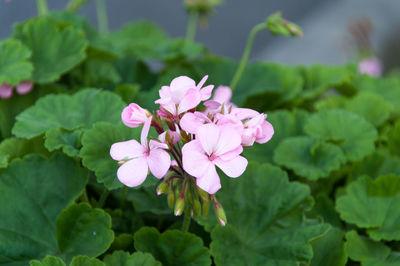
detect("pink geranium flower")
(155, 75), (214, 117)
(358, 57), (383, 77)
(182, 123), (248, 194)
(110, 118), (171, 187)
(121, 103), (151, 128)
(0, 81), (33, 99)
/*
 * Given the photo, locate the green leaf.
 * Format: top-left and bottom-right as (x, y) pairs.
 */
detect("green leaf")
(44, 129), (82, 157)
(336, 175), (400, 241)
(56, 203), (114, 263)
(387, 121), (400, 156)
(310, 227), (347, 266)
(243, 109), (310, 163)
(13, 17), (87, 83)
(125, 186), (170, 215)
(134, 227), (211, 266)
(344, 231), (400, 266)
(12, 89), (125, 139)
(0, 154), (88, 265)
(308, 195), (342, 228)
(70, 256), (105, 266)
(207, 163), (329, 265)
(274, 136), (346, 180)
(0, 39), (33, 86)
(304, 109), (378, 162)
(30, 256), (66, 266)
(80, 122), (139, 189)
(103, 251), (161, 266)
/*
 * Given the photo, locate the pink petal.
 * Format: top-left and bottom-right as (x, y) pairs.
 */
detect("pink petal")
(180, 112), (208, 134)
(214, 155), (248, 178)
(182, 140), (212, 177)
(218, 145), (243, 161)
(196, 75), (208, 90)
(117, 157), (149, 187)
(214, 126), (242, 156)
(0, 83), (13, 99)
(170, 76), (196, 103)
(231, 108), (260, 120)
(197, 123), (220, 156)
(147, 149), (171, 178)
(178, 88), (202, 114)
(149, 139), (169, 150)
(213, 86), (232, 103)
(110, 140), (145, 161)
(200, 85), (214, 101)
(203, 100), (221, 110)
(16, 81), (33, 95)
(256, 120), (274, 144)
(196, 164), (221, 194)
(141, 117), (152, 146)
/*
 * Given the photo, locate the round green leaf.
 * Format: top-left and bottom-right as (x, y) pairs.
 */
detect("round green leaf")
(134, 227), (211, 266)
(387, 121), (400, 157)
(44, 129), (82, 157)
(304, 109), (378, 162)
(336, 175), (400, 241)
(0, 39), (33, 86)
(12, 89), (126, 139)
(0, 154), (88, 265)
(56, 203), (114, 263)
(205, 163), (329, 265)
(274, 136), (346, 180)
(70, 256), (105, 266)
(103, 251), (161, 266)
(30, 256), (66, 266)
(310, 227), (347, 266)
(13, 17), (87, 83)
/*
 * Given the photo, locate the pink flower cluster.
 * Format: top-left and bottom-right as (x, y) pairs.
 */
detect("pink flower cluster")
(110, 75), (274, 194)
(0, 81), (33, 99)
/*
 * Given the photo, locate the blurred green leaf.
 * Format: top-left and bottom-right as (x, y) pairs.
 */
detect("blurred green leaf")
(103, 251), (161, 266)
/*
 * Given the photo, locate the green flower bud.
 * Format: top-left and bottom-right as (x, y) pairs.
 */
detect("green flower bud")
(214, 201), (227, 226)
(201, 198), (210, 217)
(156, 180), (169, 195)
(174, 195), (185, 216)
(167, 187), (175, 208)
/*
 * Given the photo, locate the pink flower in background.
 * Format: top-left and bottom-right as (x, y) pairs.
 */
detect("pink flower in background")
(121, 103), (151, 128)
(0, 81), (33, 99)
(182, 123), (248, 194)
(110, 118), (171, 187)
(358, 57), (383, 77)
(204, 85), (236, 114)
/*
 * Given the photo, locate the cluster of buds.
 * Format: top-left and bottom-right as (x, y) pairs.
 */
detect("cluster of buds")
(110, 75), (274, 225)
(0, 81), (33, 99)
(184, 0), (223, 27)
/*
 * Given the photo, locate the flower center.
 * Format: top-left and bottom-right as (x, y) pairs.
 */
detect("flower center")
(209, 153), (217, 161)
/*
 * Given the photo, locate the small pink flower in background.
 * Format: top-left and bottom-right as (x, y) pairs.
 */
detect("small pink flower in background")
(358, 57), (383, 77)
(182, 123), (248, 194)
(110, 118), (171, 187)
(121, 103), (151, 128)
(204, 85), (236, 114)
(0, 81), (33, 99)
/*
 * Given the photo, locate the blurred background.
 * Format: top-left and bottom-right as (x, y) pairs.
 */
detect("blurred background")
(1, 0), (400, 70)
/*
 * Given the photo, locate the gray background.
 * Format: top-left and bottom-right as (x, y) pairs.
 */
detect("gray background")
(1, 0), (400, 67)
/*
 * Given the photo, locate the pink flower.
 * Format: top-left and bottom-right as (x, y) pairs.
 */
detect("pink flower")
(121, 103), (151, 128)
(110, 118), (171, 187)
(358, 57), (383, 77)
(0, 81), (33, 99)
(204, 86), (236, 114)
(182, 123), (248, 194)
(180, 112), (211, 134)
(155, 75), (214, 116)
(241, 113), (274, 146)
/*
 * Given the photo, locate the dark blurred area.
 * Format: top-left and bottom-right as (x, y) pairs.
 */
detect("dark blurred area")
(1, 0), (400, 71)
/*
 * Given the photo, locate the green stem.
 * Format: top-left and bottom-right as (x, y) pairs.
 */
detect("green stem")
(36, 0), (48, 16)
(121, 186), (127, 209)
(230, 23), (268, 91)
(186, 10), (199, 42)
(182, 210), (191, 232)
(96, 0), (109, 34)
(97, 189), (110, 208)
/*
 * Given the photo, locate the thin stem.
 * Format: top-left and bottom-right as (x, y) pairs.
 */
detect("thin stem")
(97, 189), (110, 208)
(96, 0), (109, 34)
(182, 210), (191, 232)
(186, 10), (199, 42)
(230, 23), (268, 90)
(36, 0), (48, 16)
(120, 186), (127, 209)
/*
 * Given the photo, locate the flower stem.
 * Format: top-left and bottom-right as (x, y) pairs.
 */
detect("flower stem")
(182, 210), (191, 232)
(96, 0), (109, 34)
(186, 10), (199, 42)
(230, 22), (268, 91)
(36, 0), (48, 16)
(97, 189), (110, 208)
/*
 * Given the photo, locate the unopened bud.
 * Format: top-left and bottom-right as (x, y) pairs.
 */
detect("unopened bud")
(196, 186), (210, 201)
(193, 197), (201, 217)
(167, 187), (175, 208)
(156, 181), (169, 195)
(214, 202), (227, 226)
(174, 196), (185, 216)
(201, 199), (210, 217)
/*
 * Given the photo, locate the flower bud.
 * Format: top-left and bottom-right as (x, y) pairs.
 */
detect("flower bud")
(193, 197), (201, 217)
(214, 201), (227, 226)
(174, 195), (185, 216)
(196, 186), (210, 201)
(121, 103), (151, 128)
(156, 180), (169, 195)
(167, 187), (175, 208)
(201, 198), (210, 217)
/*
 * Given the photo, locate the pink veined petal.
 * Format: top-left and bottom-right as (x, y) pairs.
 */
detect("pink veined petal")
(182, 140), (212, 178)
(178, 88), (202, 114)
(0, 83), (13, 99)
(204, 100), (221, 110)
(196, 75), (208, 90)
(147, 149), (171, 179)
(180, 112), (207, 134)
(110, 140), (145, 161)
(200, 85), (214, 101)
(141, 117), (152, 147)
(16, 81), (33, 95)
(117, 157), (149, 187)
(213, 86), (232, 103)
(231, 108), (260, 120)
(256, 120), (274, 144)
(170, 76), (196, 103)
(159, 85), (172, 99)
(196, 164), (221, 194)
(197, 123), (221, 156)
(218, 145), (243, 161)
(214, 126), (242, 156)
(214, 155), (248, 178)
(149, 139), (169, 150)
(245, 113), (267, 127)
